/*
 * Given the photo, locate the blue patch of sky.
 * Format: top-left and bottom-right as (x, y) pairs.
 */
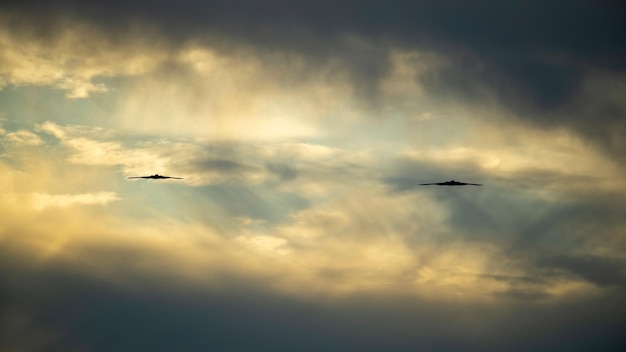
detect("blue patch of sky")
(0, 76), (130, 129)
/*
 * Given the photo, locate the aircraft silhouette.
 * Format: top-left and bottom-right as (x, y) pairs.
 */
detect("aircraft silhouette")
(128, 174), (183, 180)
(420, 180), (482, 186)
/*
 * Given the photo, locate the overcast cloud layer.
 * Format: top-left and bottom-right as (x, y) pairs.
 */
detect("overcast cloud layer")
(1, 1), (626, 351)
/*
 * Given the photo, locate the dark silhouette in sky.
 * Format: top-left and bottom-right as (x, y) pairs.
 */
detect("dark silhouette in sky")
(128, 174), (183, 179)
(420, 180), (483, 186)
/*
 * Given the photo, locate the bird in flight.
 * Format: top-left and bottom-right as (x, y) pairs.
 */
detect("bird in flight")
(420, 180), (482, 186)
(128, 174), (183, 180)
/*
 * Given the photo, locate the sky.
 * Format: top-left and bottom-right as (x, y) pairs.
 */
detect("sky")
(1, 1), (626, 351)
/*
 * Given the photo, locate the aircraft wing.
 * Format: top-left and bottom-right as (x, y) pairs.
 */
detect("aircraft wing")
(127, 175), (183, 179)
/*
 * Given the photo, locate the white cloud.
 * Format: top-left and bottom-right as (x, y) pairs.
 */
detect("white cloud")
(38, 121), (184, 177)
(112, 46), (350, 140)
(3, 191), (119, 211)
(30, 192), (120, 211)
(3, 130), (43, 146)
(234, 235), (291, 257)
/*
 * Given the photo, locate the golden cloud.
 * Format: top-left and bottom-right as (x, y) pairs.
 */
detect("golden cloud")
(0, 12), (169, 98)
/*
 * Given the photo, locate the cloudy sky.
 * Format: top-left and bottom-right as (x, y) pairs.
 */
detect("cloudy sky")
(1, 1), (625, 351)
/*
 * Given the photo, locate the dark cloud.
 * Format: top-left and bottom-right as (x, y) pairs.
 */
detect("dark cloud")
(538, 254), (626, 287)
(2, 252), (626, 352)
(5, 1), (624, 69)
(509, 192), (626, 254)
(419, 53), (583, 110)
(482, 273), (555, 301)
(560, 73), (626, 163)
(4, 1), (624, 102)
(266, 162), (299, 182)
(3, 1), (625, 157)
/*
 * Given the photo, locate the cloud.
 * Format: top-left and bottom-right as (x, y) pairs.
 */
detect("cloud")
(29, 192), (119, 211)
(35, 122), (377, 189)
(0, 159), (623, 350)
(2, 235), (625, 352)
(111, 46), (358, 140)
(1, 130), (609, 302)
(37, 121), (194, 180)
(2, 129), (43, 146)
(4, 3), (623, 162)
(4, 1), (624, 102)
(0, 10), (169, 98)
(0, 306), (63, 352)
(9, 117), (623, 301)
(390, 103), (626, 193)
(1, 191), (119, 212)
(2, 2), (626, 350)
(538, 254), (626, 287)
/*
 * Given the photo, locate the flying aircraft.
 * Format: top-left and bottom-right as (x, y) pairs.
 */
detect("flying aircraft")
(420, 180), (482, 186)
(127, 174), (184, 180)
